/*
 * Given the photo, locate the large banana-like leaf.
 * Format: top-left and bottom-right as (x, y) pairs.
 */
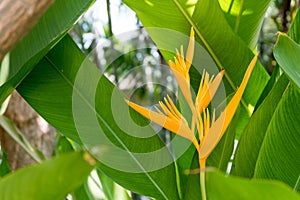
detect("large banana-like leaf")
(232, 9), (300, 186)
(0, 0), (95, 105)
(274, 34), (300, 88)
(17, 35), (180, 200)
(254, 86), (300, 191)
(231, 10), (300, 192)
(219, 0), (271, 49)
(0, 151), (95, 200)
(231, 75), (289, 177)
(206, 171), (300, 200)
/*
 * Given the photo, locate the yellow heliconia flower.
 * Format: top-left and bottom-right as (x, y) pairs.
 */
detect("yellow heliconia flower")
(126, 27), (258, 171)
(197, 54), (257, 169)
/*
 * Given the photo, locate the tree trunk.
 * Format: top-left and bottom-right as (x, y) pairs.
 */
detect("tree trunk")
(0, 91), (56, 170)
(0, 0), (54, 61)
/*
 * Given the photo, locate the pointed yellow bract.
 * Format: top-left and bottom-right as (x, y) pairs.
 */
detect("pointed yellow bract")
(126, 98), (197, 145)
(195, 69), (224, 115)
(126, 27), (257, 171)
(168, 27), (195, 109)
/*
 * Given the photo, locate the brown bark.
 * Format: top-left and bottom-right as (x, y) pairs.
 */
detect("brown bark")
(0, 91), (56, 170)
(0, 0), (55, 61)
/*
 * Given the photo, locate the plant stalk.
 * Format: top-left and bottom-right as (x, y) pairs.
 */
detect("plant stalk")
(199, 158), (207, 200)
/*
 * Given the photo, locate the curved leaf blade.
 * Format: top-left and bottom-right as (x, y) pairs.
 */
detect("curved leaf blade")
(0, 151), (95, 200)
(254, 86), (300, 191)
(17, 35), (180, 200)
(274, 33), (300, 88)
(219, 0), (271, 49)
(233, 8), (300, 180)
(232, 75), (289, 177)
(207, 171), (300, 200)
(0, 0), (95, 105)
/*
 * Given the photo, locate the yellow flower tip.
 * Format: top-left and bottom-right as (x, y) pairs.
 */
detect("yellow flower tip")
(186, 27), (195, 70)
(190, 27), (195, 38)
(220, 68), (225, 76)
(124, 98), (130, 105)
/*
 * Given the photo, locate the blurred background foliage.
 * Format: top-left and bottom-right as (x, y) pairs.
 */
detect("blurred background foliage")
(70, 0), (299, 96)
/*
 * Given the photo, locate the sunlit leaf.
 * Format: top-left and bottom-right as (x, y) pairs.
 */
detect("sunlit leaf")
(219, 0), (271, 49)
(0, 152), (95, 200)
(274, 33), (300, 88)
(207, 171), (300, 200)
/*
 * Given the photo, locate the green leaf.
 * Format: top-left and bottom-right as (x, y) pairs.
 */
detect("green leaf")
(183, 151), (201, 200)
(0, 54), (10, 115)
(219, 0), (271, 49)
(124, 0), (269, 137)
(207, 171), (300, 200)
(0, 0), (95, 105)
(207, 106), (240, 171)
(231, 74), (289, 177)
(274, 33), (300, 88)
(53, 134), (75, 155)
(254, 64), (280, 111)
(233, 8), (300, 186)
(288, 8), (300, 44)
(254, 86), (300, 191)
(0, 115), (44, 162)
(17, 35), (180, 200)
(97, 169), (131, 200)
(97, 169), (116, 200)
(73, 180), (95, 200)
(0, 151), (11, 177)
(0, 151), (95, 200)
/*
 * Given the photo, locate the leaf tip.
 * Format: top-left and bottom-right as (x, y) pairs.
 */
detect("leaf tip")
(83, 152), (96, 166)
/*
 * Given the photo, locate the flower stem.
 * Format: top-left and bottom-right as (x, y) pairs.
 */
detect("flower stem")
(200, 171), (207, 200)
(199, 158), (207, 200)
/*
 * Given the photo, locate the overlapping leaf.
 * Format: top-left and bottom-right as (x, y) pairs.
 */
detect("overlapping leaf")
(0, 0), (95, 105)
(232, 75), (289, 177)
(229, 11), (300, 196)
(17, 35), (180, 200)
(254, 86), (300, 191)
(0, 151), (95, 200)
(232, 10), (300, 188)
(207, 171), (300, 200)
(274, 34), (300, 88)
(219, 0), (271, 49)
